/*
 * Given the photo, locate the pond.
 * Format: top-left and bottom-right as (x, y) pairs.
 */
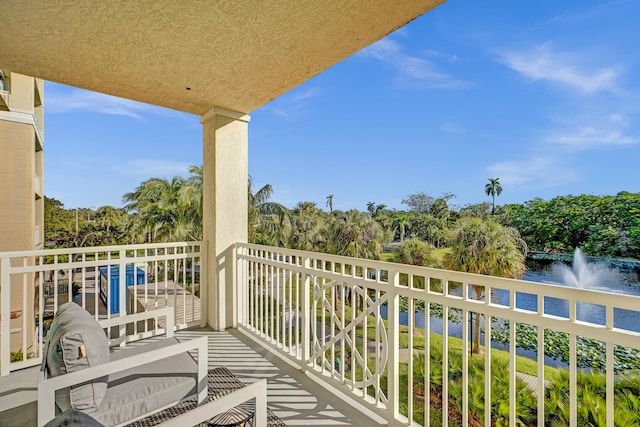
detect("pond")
(378, 251), (640, 366)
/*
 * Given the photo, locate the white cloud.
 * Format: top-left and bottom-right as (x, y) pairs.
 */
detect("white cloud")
(111, 159), (191, 177)
(546, 127), (638, 148)
(360, 38), (471, 90)
(499, 43), (622, 94)
(544, 113), (638, 149)
(46, 85), (180, 120)
(486, 156), (577, 189)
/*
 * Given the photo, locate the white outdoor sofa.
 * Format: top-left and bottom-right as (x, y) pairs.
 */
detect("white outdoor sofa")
(37, 303), (267, 427)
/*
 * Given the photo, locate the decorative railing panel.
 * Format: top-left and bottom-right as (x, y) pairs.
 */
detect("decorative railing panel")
(236, 243), (640, 427)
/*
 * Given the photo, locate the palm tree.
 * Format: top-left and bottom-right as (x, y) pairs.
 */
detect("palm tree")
(248, 177), (288, 245)
(443, 217), (527, 354)
(124, 176), (195, 242)
(288, 201), (326, 251)
(326, 210), (384, 259)
(95, 205), (128, 245)
(392, 238), (439, 268)
(178, 165), (203, 240)
(485, 177), (503, 214)
(326, 194), (334, 213)
(392, 214), (410, 243)
(367, 201), (376, 216)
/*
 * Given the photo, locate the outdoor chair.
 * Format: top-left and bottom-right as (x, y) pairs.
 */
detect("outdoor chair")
(37, 303), (269, 427)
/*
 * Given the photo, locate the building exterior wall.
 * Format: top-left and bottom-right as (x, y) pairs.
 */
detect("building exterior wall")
(0, 71), (44, 353)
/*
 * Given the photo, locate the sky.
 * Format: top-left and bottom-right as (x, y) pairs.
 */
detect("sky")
(44, 0), (640, 212)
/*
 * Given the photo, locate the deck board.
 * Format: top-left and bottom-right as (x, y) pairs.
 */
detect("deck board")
(0, 327), (384, 427)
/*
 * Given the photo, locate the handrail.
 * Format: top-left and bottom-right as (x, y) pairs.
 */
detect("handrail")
(234, 242), (640, 427)
(0, 242), (204, 376)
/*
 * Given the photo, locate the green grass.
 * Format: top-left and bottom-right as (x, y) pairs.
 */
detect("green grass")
(283, 275), (559, 379)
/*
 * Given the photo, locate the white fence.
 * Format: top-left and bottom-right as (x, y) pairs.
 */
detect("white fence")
(235, 243), (640, 427)
(0, 242), (204, 376)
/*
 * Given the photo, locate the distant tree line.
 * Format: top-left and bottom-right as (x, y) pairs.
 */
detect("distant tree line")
(44, 169), (640, 261)
(502, 192), (640, 259)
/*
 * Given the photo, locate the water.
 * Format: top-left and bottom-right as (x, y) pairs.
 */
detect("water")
(378, 249), (640, 365)
(518, 248), (640, 332)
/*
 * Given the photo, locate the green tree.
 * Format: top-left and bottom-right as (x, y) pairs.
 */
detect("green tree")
(402, 192), (435, 213)
(485, 177), (503, 214)
(392, 238), (440, 268)
(326, 194), (334, 213)
(178, 165), (203, 240)
(248, 177), (288, 245)
(392, 214), (410, 243)
(123, 176), (191, 242)
(443, 217), (527, 353)
(287, 201), (326, 251)
(326, 210), (385, 259)
(95, 206), (129, 245)
(407, 212), (449, 247)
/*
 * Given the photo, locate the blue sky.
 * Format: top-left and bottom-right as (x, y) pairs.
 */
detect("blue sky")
(45, 0), (640, 212)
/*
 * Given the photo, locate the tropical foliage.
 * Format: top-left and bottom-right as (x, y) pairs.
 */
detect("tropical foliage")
(443, 217), (527, 353)
(485, 177), (502, 213)
(247, 177), (288, 245)
(392, 238), (440, 268)
(503, 192), (640, 258)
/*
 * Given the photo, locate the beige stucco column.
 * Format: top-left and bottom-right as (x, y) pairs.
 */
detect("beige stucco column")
(201, 107), (249, 331)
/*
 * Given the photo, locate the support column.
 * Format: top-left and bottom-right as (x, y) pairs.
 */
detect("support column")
(201, 107), (249, 331)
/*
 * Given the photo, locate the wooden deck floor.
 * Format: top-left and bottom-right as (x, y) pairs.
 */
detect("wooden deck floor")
(0, 327), (384, 427)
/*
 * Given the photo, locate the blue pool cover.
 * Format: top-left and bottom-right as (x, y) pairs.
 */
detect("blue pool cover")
(98, 265), (145, 314)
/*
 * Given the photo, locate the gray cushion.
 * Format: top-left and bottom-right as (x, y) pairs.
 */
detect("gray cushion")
(44, 408), (105, 427)
(46, 303), (110, 412)
(86, 337), (198, 426)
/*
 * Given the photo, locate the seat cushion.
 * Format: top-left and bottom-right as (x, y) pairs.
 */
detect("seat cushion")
(46, 302), (110, 412)
(86, 337), (198, 426)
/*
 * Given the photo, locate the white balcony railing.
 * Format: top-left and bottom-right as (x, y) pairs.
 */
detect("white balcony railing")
(235, 243), (640, 427)
(0, 242), (204, 376)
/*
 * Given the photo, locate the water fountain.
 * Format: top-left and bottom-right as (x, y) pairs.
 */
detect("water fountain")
(552, 247), (628, 292)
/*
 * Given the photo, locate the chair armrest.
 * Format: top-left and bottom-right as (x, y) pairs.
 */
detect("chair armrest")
(155, 379), (268, 427)
(37, 335), (207, 427)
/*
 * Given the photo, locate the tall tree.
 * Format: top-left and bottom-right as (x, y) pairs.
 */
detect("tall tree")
(366, 201), (376, 216)
(392, 214), (410, 243)
(288, 201), (326, 251)
(123, 175), (198, 242)
(443, 217), (527, 354)
(326, 194), (334, 213)
(485, 177), (503, 214)
(402, 192), (435, 213)
(326, 210), (385, 259)
(248, 177), (288, 245)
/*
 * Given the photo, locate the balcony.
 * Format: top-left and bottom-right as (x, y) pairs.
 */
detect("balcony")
(1, 242), (639, 426)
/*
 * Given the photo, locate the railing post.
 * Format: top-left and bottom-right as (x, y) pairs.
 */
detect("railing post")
(1, 257), (11, 376)
(230, 243), (238, 329)
(118, 249), (127, 342)
(301, 255), (311, 371)
(200, 241), (208, 328)
(387, 268), (400, 427)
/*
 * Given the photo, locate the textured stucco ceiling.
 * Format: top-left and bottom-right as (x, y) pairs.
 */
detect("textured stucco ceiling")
(0, 1), (444, 115)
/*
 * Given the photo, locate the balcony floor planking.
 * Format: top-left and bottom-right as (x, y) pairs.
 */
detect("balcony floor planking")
(0, 327), (384, 427)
